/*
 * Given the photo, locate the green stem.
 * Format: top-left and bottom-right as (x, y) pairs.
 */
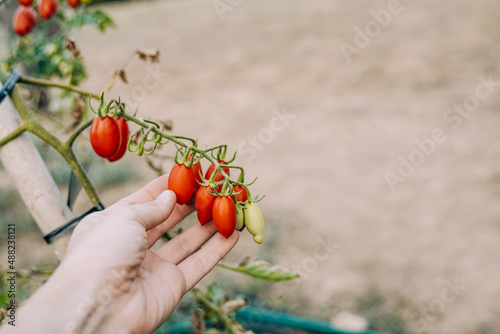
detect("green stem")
(121, 113), (196, 147)
(18, 76), (100, 100)
(121, 113), (238, 181)
(0, 125), (27, 147)
(191, 288), (240, 334)
(67, 117), (93, 148)
(216, 263), (241, 273)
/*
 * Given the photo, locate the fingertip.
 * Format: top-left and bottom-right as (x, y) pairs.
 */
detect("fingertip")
(158, 190), (176, 203)
(223, 229), (240, 247)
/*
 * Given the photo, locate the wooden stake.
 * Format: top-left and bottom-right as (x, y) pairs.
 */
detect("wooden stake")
(0, 84), (72, 261)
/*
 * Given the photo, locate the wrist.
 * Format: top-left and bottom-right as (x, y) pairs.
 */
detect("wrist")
(14, 256), (107, 334)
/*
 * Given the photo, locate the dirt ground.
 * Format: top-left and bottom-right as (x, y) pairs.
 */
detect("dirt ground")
(3, 0), (500, 333)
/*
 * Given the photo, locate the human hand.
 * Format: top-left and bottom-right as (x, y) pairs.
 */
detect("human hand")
(10, 174), (239, 334)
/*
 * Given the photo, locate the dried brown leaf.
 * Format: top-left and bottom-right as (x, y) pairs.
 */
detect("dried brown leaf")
(136, 49), (160, 63)
(191, 311), (205, 333)
(159, 119), (173, 131)
(65, 98), (85, 133)
(118, 69), (128, 83)
(221, 299), (246, 314)
(66, 38), (81, 59)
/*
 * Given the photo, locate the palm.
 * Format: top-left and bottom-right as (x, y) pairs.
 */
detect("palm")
(66, 175), (239, 334)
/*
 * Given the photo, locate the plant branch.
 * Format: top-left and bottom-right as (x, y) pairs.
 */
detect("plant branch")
(120, 113), (238, 181)
(18, 76), (101, 100)
(66, 117), (93, 148)
(0, 125), (26, 147)
(191, 287), (241, 334)
(9, 86), (101, 206)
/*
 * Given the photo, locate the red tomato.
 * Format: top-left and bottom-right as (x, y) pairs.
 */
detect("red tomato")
(90, 116), (120, 158)
(212, 196), (236, 239)
(188, 155), (203, 191)
(66, 0), (81, 8)
(17, 0), (33, 6)
(205, 160), (230, 192)
(195, 186), (216, 225)
(12, 7), (36, 36)
(168, 164), (196, 204)
(38, 0), (58, 20)
(107, 117), (129, 162)
(233, 185), (248, 203)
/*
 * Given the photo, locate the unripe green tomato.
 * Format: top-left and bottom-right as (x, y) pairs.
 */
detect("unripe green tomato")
(235, 205), (245, 231)
(243, 201), (264, 244)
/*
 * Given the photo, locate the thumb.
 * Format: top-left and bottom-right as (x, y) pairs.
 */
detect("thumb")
(128, 190), (177, 231)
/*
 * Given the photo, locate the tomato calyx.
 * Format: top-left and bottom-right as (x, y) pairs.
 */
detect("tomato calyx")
(89, 93), (122, 118)
(211, 145), (237, 164)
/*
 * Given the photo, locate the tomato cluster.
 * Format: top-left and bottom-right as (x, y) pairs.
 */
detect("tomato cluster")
(168, 154), (265, 243)
(12, 0), (82, 37)
(90, 116), (129, 162)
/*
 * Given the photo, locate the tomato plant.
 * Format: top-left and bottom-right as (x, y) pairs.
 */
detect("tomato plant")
(212, 196), (237, 239)
(12, 7), (37, 36)
(89, 116), (120, 158)
(168, 164), (196, 204)
(0, 1), (294, 332)
(107, 117), (129, 162)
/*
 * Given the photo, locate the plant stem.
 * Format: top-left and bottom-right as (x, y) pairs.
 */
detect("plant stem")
(191, 287), (241, 334)
(216, 263), (241, 273)
(0, 125), (26, 147)
(18, 76), (101, 100)
(120, 113), (235, 180)
(67, 118), (93, 148)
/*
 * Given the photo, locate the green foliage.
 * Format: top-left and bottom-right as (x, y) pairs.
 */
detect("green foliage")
(67, 9), (115, 32)
(5, 39), (85, 85)
(3, 7), (114, 85)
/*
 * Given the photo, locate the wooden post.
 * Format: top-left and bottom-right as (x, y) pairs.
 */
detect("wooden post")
(0, 83), (73, 261)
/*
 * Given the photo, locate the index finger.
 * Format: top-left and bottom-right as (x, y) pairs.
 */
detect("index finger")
(112, 174), (170, 207)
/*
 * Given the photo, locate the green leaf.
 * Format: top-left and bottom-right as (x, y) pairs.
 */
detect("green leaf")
(219, 258), (299, 282)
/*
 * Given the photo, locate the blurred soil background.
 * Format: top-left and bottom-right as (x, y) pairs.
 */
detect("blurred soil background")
(1, 0), (500, 333)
